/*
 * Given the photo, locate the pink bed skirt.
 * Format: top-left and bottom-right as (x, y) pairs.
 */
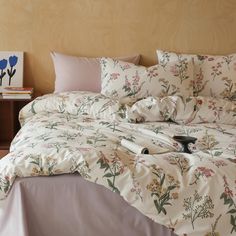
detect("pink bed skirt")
(0, 174), (177, 236)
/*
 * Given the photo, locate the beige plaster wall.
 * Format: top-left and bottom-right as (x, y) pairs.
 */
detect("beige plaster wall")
(0, 0), (236, 94)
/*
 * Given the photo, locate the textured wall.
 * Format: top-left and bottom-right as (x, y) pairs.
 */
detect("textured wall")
(0, 0), (236, 94)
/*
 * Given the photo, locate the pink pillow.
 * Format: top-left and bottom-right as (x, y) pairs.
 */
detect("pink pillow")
(51, 52), (140, 93)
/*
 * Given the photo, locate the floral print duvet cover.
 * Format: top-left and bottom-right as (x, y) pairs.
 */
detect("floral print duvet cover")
(0, 91), (235, 236)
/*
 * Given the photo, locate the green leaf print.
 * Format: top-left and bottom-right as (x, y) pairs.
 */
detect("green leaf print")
(0, 176), (10, 193)
(97, 151), (124, 194)
(147, 165), (180, 215)
(183, 190), (214, 229)
(220, 176), (236, 233)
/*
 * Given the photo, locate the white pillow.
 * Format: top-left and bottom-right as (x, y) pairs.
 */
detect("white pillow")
(100, 57), (194, 104)
(157, 50), (236, 101)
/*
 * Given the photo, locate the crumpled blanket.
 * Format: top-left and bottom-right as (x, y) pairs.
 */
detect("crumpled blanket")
(0, 91), (235, 236)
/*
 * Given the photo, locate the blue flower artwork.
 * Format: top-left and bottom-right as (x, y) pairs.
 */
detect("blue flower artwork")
(7, 55), (18, 86)
(0, 59), (7, 86)
(0, 52), (23, 91)
(9, 56), (18, 67)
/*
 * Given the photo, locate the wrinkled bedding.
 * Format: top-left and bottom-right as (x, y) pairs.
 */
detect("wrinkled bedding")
(0, 91), (235, 236)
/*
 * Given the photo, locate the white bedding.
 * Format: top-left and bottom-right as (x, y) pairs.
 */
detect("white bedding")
(0, 91), (235, 236)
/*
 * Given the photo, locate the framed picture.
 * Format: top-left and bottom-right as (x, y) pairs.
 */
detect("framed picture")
(0, 51), (24, 92)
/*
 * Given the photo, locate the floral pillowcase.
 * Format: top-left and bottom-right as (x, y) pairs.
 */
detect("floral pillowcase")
(100, 57), (194, 104)
(157, 50), (236, 101)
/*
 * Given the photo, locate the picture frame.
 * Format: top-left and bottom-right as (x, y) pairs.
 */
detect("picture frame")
(0, 51), (24, 92)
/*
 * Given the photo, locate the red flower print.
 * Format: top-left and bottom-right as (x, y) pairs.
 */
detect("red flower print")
(190, 167), (215, 185)
(121, 64), (131, 70)
(170, 65), (179, 77)
(197, 167), (214, 178)
(132, 71), (140, 86)
(224, 186), (233, 198)
(197, 99), (203, 105)
(4, 176), (9, 181)
(110, 73), (120, 80)
(125, 78), (131, 88)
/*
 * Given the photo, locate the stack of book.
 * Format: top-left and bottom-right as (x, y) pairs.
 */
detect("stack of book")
(2, 87), (33, 99)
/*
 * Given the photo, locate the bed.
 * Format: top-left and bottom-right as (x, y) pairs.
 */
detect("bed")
(0, 52), (235, 236)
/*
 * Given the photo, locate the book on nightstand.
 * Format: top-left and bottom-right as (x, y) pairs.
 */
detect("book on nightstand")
(2, 87), (33, 99)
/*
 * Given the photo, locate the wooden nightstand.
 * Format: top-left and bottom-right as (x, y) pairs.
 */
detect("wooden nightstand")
(0, 95), (33, 151)
(0, 150), (8, 158)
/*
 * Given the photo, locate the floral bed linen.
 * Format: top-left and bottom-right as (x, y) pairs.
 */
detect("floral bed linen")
(0, 92), (235, 236)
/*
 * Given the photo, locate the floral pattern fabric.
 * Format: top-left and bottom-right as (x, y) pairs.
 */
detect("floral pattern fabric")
(0, 92), (235, 236)
(128, 96), (236, 125)
(100, 57), (194, 104)
(157, 50), (236, 101)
